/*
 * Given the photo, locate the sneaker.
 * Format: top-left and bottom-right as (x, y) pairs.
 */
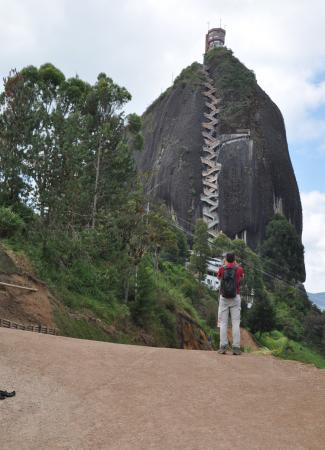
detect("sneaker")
(232, 347), (241, 355)
(218, 346), (227, 354)
(0, 390), (15, 398)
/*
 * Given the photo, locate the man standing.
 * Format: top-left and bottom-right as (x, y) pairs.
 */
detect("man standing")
(217, 252), (244, 355)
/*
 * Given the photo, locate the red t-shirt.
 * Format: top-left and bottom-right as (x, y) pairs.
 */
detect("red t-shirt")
(217, 262), (244, 294)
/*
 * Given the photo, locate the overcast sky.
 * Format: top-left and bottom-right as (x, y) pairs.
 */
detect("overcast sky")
(1, 0), (325, 292)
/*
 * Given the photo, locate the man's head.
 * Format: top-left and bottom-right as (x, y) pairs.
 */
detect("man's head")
(226, 252), (235, 263)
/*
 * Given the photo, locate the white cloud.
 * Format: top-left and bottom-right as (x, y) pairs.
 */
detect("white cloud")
(1, 0), (325, 123)
(301, 191), (325, 292)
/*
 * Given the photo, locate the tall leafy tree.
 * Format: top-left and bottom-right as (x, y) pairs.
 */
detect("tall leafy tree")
(261, 214), (305, 283)
(0, 64), (136, 232)
(0, 70), (34, 206)
(247, 292), (276, 334)
(189, 219), (210, 281)
(83, 73), (132, 228)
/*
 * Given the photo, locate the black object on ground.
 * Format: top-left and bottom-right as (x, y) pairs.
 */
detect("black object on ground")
(0, 390), (16, 400)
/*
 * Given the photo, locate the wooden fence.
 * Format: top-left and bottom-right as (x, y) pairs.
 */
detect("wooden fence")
(0, 318), (58, 335)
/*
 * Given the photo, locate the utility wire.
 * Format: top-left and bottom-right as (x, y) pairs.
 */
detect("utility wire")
(169, 214), (302, 286)
(168, 219), (306, 294)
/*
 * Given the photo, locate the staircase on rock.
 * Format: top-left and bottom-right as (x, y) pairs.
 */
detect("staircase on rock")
(200, 66), (251, 239)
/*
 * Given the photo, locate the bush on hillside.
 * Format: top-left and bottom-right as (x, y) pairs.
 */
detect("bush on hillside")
(273, 301), (304, 341)
(304, 310), (325, 355)
(247, 291), (276, 334)
(0, 206), (24, 237)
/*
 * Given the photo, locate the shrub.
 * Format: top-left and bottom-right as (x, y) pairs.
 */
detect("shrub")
(0, 206), (24, 237)
(274, 301), (304, 341)
(247, 291), (276, 334)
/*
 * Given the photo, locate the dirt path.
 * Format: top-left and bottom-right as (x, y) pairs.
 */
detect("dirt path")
(0, 328), (324, 450)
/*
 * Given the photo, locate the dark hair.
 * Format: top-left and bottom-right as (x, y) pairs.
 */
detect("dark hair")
(226, 252), (235, 263)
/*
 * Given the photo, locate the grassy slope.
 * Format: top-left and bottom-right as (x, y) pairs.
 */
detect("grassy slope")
(2, 236), (218, 348)
(257, 330), (325, 369)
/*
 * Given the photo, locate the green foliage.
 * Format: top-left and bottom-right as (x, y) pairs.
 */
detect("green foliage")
(189, 219), (210, 281)
(127, 113), (142, 133)
(247, 292), (276, 334)
(161, 227), (189, 265)
(38, 63), (65, 86)
(174, 62), (205, 88)
(144, 63), (203, 115)
(303, 309), (325, 355)
(210, 232), (232, 256)
(261, 214), (305, 282)
(273, 301), (304, 341)
(127, 114), (144, 151)
(131, 260), (156, 327)
(0, 63), (134, 230)
(161, 261), (217, 330)
(205, 47), (256, 129)
(0, 207), (24, 237)
(133, 132), (144, 151)
(54, 310), (111, 342)
(270, 281), (310, 341)
(206, 47), (256, 93)
(257, 330), (325, 368)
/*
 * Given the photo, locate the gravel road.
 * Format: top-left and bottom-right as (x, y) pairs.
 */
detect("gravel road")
(0, 328), (324, 449)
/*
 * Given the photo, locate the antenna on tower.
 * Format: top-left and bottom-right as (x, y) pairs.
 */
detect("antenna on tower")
(207, 21), (210, 31)
(220, 18), (222, 28)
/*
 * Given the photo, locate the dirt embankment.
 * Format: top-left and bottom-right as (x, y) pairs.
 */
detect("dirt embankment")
(0, 246), (56, 327)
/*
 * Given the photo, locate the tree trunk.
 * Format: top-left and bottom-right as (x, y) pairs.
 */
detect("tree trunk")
(134, 264), (139, 301)
(91, 145), (102, 229)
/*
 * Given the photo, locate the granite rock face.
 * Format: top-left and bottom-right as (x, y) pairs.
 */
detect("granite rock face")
(134, 49), (302, 250)
(134, 63), (206, 230)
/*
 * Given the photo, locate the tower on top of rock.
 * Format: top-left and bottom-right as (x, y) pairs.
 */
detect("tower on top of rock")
(205, 28), (225, 53)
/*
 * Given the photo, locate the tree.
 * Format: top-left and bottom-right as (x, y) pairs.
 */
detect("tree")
(127, 113), (144, 151)
(189, 219), (210, 281)
(83, 73), (132, 228)
(261, 214), (305, 283)
(0, 64), (135, 232)
(247, 292), (276, 334)
(304, 310), (325, 355)
(0, 70), (33, 206)
(130, 258), (156, 327)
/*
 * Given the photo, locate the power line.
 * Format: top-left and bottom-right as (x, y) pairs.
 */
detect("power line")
(168, 219), (305, 294)
(173, 217), (302, 281)
(169, 214), (303, 286)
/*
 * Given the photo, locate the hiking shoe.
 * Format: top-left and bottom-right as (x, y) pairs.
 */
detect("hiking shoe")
(0, 390), (15, 398)
(218, 346), (227, 354)
(232, 347), (241, 355)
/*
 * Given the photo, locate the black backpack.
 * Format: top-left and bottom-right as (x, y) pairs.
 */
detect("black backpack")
(220, 265), (238, 298)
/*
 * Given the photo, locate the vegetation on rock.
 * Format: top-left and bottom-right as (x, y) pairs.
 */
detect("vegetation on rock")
(205, 47), (256, 131)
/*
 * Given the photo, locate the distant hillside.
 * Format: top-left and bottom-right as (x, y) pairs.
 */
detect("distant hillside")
(308, 292), (325, 310)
